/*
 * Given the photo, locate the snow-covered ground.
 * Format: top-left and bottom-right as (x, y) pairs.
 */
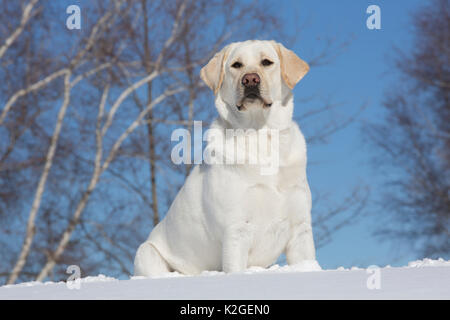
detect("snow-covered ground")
(1, 258), (449, 299)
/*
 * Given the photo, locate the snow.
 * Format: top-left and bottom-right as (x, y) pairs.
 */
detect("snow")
(1, 258), (449, 299)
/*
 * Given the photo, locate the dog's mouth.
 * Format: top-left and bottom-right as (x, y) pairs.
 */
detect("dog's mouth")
(237, 89), (272, 111)
(245, 93), (260, 100)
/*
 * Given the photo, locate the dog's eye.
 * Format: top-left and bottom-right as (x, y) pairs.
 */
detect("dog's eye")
(231, 61), (243, 69)
(261, 59), (273, 66)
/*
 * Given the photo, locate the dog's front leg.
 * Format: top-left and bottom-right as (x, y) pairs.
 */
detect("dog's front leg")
(286, 221), (318, 262)
(285, 186), (321, 271)
(285, 221), (322, 271)
(222, 222), (253, 273)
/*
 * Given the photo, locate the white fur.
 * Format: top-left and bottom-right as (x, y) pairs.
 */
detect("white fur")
(134, 40), (320, 276)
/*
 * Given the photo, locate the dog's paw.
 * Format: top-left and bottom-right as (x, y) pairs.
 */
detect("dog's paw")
(290, 260), (322, 272)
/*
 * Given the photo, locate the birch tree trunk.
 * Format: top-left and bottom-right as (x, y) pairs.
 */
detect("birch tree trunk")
(142, 0), (159, 226)
(7, 71), (72, 285)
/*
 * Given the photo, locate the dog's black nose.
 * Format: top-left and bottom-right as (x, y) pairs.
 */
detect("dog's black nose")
(241, 73), (260, 87)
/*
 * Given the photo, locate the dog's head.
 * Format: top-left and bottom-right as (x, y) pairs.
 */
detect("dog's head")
(201, 40), (309, 129)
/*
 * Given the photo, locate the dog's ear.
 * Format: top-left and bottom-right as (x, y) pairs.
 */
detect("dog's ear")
(272, 42), (309, 89)
(200, 45), (230, 95)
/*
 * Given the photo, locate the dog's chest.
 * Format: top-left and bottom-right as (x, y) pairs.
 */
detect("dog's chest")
(242, 183), (292, 267)
(249, 216), (290, 267)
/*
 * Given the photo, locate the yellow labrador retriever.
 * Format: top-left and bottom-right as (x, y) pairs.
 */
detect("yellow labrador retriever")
(134, 40), (320, 276)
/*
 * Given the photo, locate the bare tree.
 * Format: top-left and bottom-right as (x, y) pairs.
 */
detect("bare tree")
(366, 0), (449, 257)
(6, 0), (132, 284)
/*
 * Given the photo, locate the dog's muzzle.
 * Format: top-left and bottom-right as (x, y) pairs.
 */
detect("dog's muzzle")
(237, 73), (272, 110)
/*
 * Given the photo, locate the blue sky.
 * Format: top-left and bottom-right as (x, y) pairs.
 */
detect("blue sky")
(271, 0), (428, 269)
